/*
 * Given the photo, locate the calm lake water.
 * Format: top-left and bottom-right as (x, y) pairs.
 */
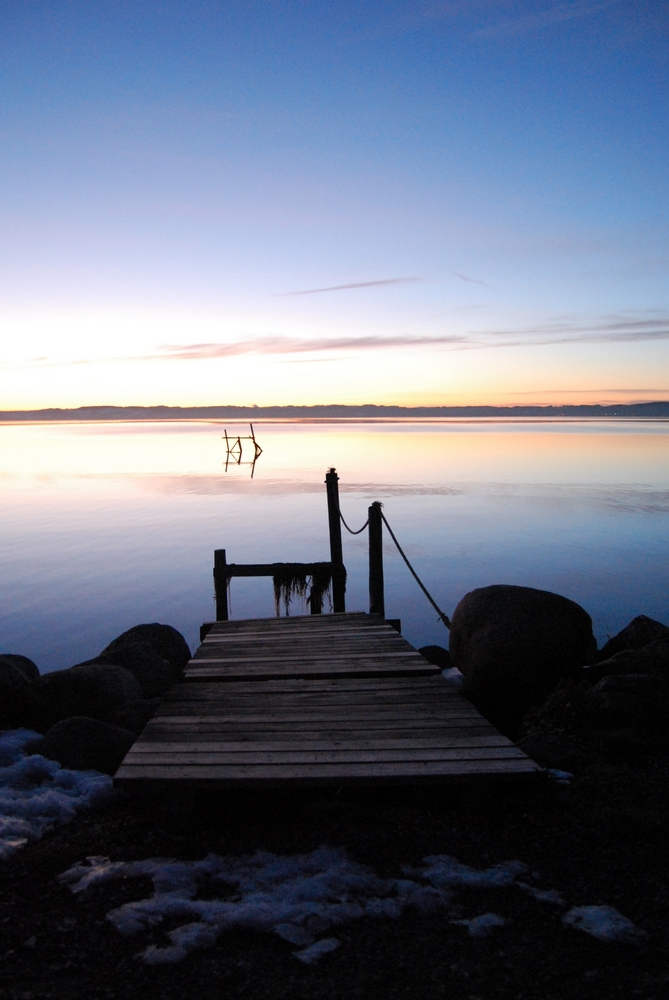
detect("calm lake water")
(2, 419), (669, 673)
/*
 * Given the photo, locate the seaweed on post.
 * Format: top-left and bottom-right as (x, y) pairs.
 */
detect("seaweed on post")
(273, 566), (333, 617)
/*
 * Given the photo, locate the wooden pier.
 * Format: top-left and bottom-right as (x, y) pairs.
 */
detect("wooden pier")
(114, 613), (539, 790)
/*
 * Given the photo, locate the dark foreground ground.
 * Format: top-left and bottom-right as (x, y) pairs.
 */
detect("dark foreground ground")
(2, 734), (669, 1000)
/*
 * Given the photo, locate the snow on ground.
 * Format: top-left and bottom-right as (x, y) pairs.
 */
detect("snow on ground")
(59, 846), (641, 966)
(0, 729), (113, 860)
(562, 905), (646, 943)
(451, 913), (507, 937)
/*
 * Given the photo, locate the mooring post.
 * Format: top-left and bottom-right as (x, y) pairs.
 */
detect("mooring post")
(368, 501), (385, 618)
(214, 548), (229, 621)
(325, 467), (346, 613)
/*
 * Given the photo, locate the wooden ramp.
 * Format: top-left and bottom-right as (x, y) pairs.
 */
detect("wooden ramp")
(114, 613), (539, 790)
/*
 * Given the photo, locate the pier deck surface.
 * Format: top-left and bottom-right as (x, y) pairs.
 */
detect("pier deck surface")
(114, 613), (539, 789)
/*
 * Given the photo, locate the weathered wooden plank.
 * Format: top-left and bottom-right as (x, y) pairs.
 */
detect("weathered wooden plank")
(123, 748), (527, 766)
(159, 694), (465, 709)
(189, 654), (426, 666)
(122, 735), (513, 751)
(138, 722), (494, 739)
(115, 758), (539, 784)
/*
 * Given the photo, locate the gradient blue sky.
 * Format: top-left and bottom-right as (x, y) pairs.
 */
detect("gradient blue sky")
(1, 1), (668, 407)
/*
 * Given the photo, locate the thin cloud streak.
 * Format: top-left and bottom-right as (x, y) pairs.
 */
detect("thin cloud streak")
(451, 271), (489, 287)
(155, 334), (470, 360)
(273, 277), (420, 296)
(5, 313), (669, 369)
(472, 0), (621, 39)
(507, 388), (669, 395)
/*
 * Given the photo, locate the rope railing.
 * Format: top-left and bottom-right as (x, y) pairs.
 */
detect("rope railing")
(339, 511), (369, 535)
(380, 511), (451, 629)
(337, 500), (451, 629)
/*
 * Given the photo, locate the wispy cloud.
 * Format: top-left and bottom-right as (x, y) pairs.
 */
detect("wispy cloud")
(473, 0), (622, 40)
(6, 312), (668, 370)
(152, 314), (669, 361)
(507, 387), (669, 395)
(483, 314), (669, 345)
(354, 1), (620, 44)
(272, 277), (420, 296)
(154, 334), (469, 360)
(451, 271), (489, 287)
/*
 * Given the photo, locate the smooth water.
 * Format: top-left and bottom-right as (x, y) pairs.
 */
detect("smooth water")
(1, 419), (669, 672)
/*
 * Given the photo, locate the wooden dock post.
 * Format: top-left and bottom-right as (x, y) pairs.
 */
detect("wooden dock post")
(325, 468), (346, 613)
(368, 501), (385, 617)
(214, 549), (229, 621)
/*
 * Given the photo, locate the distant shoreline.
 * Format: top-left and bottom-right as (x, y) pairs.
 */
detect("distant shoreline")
(2, 401), (669, 422)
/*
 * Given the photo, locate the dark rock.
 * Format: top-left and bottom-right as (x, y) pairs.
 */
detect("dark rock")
(0, 687), (48, 732)
(637, 637), (669, 678)
(0, 657), (48, 730)
(418, 645), (452, 670)
(102, 623), (190, 675)
(37, 664), (143, 726)
(0, 653), (40, 683)
(593, 728), (654, 762)
(0, 658), (33, 694)
(585, 638), (669, 685)
(582, 650), (644, 684)
(38, 717), (135, 775)
(105, 698), (161, 735)
(517, 732), (582, 771)
(595, 673), (667, 697)
(77, 642), (174, 697)
(22, 734), (45, 756)
(582, 673), (668, 729)
(599, 615), (669, 660)
(449, 585), (596, 730)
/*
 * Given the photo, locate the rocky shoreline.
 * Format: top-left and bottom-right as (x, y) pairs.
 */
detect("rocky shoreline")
(2, 589), (669, 998)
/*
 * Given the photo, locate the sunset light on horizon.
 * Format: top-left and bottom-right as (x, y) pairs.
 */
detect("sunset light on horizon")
(1, 2), (668, 410)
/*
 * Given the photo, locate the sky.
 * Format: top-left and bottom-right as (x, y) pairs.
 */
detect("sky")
(1, 0), (668, 409)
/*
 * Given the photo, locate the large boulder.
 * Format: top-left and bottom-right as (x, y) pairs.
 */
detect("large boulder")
(37, 717), (135, 775)
(106, 698), (161, 735)
(450, 585), (596, 730)
(599, 615), (669, 660)
(0, 655), (46, 730)
(101, 623), (190, 676)
(77, 642), (174, 698)
(0, 653), (40, 684)
(37, 664), (143, 726)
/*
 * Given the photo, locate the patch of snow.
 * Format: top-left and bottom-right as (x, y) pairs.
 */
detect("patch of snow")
(441, 667), (464, 686)
(59, 847), (550, 965)
(59, 846), (453, 964)
(562, 905), (645, 943)
(518, 883), (565, 906)
(545, 769), (573, 786)
(416, 855), (529, 889)
(0, 729), (113, 860)
(451, 913), (507, 938)
(294, 937), (340, 964)
(274, 923), (315, 946)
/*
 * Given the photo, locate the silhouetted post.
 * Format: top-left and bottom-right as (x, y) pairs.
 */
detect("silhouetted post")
(368, 501), (385, 617)
(214, 549), (229, 621)
(325, 468), (346, 613)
